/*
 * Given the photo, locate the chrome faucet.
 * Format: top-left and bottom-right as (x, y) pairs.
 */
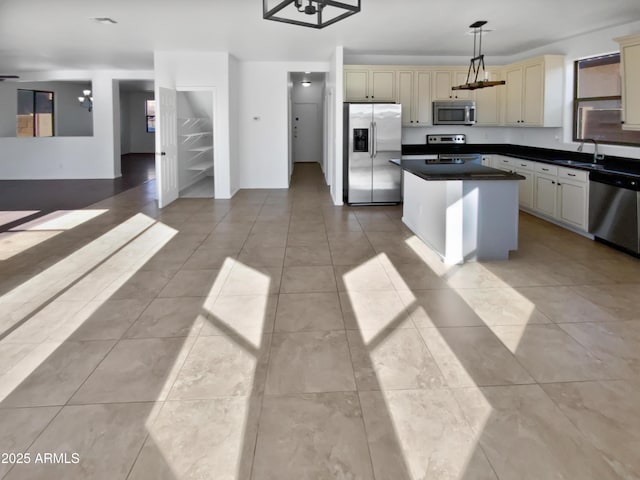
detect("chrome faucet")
(577, 138), (605, 164)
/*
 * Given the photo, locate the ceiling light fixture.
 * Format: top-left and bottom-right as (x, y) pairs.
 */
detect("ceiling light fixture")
(301, 80), (312, 87)
(453, 20), (506, 91)
(92, 17), (117, 24)
(78, 89), (93, 112)
(263, 0), (360, 29)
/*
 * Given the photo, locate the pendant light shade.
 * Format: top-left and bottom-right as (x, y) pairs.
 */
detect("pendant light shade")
(263, 0), (360, 29)
(453, 20), (506, 91)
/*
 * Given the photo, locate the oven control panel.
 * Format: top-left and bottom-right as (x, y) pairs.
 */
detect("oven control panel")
(427, 134), (466, 145)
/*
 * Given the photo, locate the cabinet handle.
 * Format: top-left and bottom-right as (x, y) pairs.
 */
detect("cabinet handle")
(568, 173), (576, 177)
(372, 96), (375, 99)
(552, 181), (556, 184)
(621, 121), (625, 124)
(410, 121), (414, 123)
(502, 160), (509, 163)
(366, 96), (369, 98)
(542, 168), (549, 171)
(520, 163), (526, 167)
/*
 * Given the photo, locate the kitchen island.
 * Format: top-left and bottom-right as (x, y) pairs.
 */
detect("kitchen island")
(398, 159), (525, 264)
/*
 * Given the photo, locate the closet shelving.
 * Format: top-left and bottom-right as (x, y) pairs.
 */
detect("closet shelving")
(178, 116), (213, 177)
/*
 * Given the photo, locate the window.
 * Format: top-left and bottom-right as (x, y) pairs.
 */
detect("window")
(574, 54), (640, 146)
(146, 100), (156, 133)
(17, 89), (54, 137)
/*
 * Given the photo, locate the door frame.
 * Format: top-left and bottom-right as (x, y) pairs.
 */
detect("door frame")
(176, 85), (217, 195)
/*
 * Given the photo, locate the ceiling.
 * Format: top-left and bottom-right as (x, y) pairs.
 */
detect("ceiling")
(1, 0), (639, 73)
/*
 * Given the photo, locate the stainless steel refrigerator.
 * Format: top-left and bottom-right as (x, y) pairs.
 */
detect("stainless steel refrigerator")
(343, 103), (402, 205)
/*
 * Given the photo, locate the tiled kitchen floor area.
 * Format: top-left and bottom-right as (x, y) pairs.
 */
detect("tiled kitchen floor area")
(1, 162), (640, 479)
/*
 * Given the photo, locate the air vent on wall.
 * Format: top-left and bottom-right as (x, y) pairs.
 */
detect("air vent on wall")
(0, 75), (20, 82)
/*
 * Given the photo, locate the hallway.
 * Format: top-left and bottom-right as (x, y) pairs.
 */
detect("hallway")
(1, 162), (639, 479)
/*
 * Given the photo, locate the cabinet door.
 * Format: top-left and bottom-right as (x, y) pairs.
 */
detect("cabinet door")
(433, 71), (453, 100)
(534, 174), (557, 217)
(481, 155), (491, 166)
(517, 170), (534, 209)
(397, 71), (414, 126)
(370, 70), (395, 101)
(414, 71), (432, 125)
(558, 180), (587, 229)
(475, 71), (501, 125)
(504, 67), (523, 125)
(345, 70), (369, 101)
(523, 62), (544, 126)
(453, 71), (473, 100)
(621, 42), (640, 130)
(492, 155), (513, 171)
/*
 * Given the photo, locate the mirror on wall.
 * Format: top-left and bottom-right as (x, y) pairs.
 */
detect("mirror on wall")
(0, 80), (94, 137)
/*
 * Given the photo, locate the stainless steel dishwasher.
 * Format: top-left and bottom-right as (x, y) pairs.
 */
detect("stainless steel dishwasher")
(589, 170), (640, 253)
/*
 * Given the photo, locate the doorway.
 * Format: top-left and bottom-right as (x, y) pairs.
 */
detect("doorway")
(176, 89), (214, 198)
(288, 72), (327, 176)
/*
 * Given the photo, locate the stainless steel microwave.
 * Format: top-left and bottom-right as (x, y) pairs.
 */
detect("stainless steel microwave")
(433, 100), (476, 125)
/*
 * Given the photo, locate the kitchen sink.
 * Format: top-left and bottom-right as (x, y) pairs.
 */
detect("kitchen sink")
(553, 159), (592, 167)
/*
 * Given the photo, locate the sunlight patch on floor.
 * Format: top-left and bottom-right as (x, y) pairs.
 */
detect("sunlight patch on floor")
(9, 209), (108, 231)
(0, 216), (177, 402)
(0, 211), (39, 229)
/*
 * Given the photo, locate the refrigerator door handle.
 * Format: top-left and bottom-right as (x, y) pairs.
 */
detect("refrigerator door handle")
(372, 121), (377, 158)
(369, 122), (373, 158)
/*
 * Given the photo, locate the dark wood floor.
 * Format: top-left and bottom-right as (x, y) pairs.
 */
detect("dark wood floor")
(0, 153), (155, 232)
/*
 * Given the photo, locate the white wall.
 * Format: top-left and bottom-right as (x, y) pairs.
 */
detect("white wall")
(236, 61), (330, 190)
(0, 69), (152, 180)
(155, 51), (232, 199)
(120, 92), (131, 155)
(327, 46), (344, 205)
(229, 55), (240, 196)
(0, 81), (93, 137)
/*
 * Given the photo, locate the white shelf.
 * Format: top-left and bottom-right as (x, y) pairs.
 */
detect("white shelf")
(187, 145), (213, 153)
(187, 160), (213, 172)
(180, 132), (212, 138)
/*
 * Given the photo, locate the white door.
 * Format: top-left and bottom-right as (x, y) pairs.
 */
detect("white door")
(156, 87), (179, 208)
(293, 103), (320, 163)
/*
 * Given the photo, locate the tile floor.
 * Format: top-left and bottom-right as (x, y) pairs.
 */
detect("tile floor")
(1, 163), (640, 479)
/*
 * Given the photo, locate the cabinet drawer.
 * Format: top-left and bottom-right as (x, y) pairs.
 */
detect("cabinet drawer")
(535, 163), (558, 176)
(558, 167), (588, 183)
(513, 159), (534, 171)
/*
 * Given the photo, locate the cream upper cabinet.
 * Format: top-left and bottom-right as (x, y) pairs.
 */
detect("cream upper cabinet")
(433, 71), (454, 100)
(344, 67), (396, 102)
(475, 70), (502, 126)
(453, 71), (473, 100)
(344, 69), (369, 101)
(432, 70), (470, 100)
(502, 55), (564, 127)
(397, 70), (432, 126)
(616, 34), (640, 131)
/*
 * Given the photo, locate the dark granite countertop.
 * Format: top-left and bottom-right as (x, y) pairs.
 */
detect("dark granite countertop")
(402, 143), (640, 177)
(397, 159), (525, 181)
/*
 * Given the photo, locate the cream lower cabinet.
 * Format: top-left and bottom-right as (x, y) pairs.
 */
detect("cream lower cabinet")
(493, 156), (588, 232)
(616, 34), (640, 131)
(397, 70), (431, 126)
(557, 168), (589, 230)
(534, 173), (558, 217)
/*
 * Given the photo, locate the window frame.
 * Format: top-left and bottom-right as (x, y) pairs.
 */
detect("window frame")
(17, 89), (55, 137)
(572, 53), (640, 147)
(145, 99), (155, 133)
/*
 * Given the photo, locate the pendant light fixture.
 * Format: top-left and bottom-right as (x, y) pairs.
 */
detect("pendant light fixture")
(452, 20), (506, 91)
(263, 0), (360, 29)
(78, 89), (93, 112)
